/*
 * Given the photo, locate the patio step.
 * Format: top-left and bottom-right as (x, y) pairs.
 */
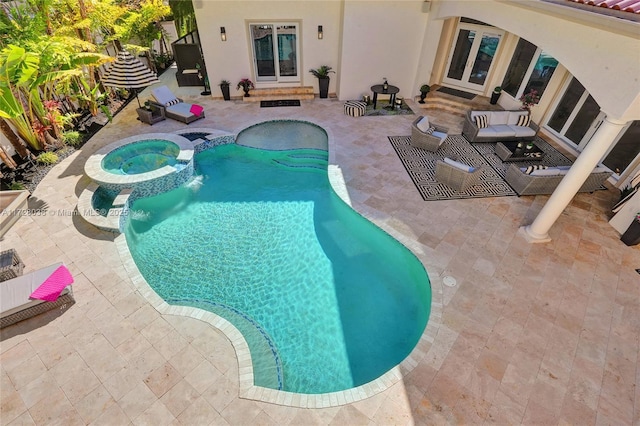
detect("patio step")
(415, 86), (501, 116)
(243, 86), (315, 102)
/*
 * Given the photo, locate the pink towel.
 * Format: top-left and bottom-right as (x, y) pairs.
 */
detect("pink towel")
(30, 265), (74, 302)
(190, 104), (204, 116)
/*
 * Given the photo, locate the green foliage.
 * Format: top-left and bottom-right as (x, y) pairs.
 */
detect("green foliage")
(9, 181), (26, 190)
(62, 130), (82, 147)
(168, 0), (196, 38)
(494, 86), (502, 93)
(420, 84), (430, 93)
(309, 65), (334, 79)
(36, 151), (59, 165)
(220, 80), (230, 86)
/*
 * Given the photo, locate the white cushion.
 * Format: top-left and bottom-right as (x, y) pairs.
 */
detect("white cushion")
(489, 111), (510, 125)
(166, 102), (195, 118)
(530, 167), (568, 176)
(592, 165), (609, 173)
(491, 125), (517, 137)
(444, 157), (475, 173)
(432, 131), (448, 144)
(508, 125), (536, 138)
(151, 85), (179, 106)
(416, 117), (430, 133)
(508, 111), (529, 125)
(477, 127), (498, 137)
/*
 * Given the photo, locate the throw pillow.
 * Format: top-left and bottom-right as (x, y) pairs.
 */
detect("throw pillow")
(444, 157), (475, 173)
(190, 104), (204, 116)
(416, 116), (431, 133)
(474, 114), (488, 128)
(516, 114), (531, 127)
(425, 126), (436, 135)
(524, 165), (548, 175)
(165, 98), (180, 107)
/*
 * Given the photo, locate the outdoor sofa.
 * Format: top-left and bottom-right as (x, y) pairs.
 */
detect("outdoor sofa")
(463, 110), (539, 143)
(505, 164), (612, 196)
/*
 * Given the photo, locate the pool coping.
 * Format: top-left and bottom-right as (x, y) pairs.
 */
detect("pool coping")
(84, 133), (194, 186)
(112, 152), (444, 408)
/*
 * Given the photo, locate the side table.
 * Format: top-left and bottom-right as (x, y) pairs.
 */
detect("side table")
(371, 84), (400, 109)
(136, 105), (166, 125)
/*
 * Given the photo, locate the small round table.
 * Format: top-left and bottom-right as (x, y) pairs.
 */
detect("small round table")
(371, 84), (400, 109)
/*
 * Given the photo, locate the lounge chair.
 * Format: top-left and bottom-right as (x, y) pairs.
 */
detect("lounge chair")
(411, 116), (449, 152)
(150, 85), (205, 124)
(435, 158), (483, 192)
(1, 262), (75, 328)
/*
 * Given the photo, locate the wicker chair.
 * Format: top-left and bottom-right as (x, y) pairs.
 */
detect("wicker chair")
(410, 116), (449, 152)
(435, 160), (483, 192)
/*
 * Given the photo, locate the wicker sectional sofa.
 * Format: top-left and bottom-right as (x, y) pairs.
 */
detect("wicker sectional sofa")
(505, 164), (612, 196)
(463, 110), (539, 143)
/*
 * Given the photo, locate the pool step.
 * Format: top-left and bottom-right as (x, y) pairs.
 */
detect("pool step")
(274, 150), (329, 171)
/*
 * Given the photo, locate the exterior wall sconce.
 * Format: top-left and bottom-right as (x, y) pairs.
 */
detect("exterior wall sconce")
(220, 27), (227, 41)
(318, 25), (323, 40)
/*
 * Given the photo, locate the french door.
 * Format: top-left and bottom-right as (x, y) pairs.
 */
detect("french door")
(250, 23), (300, 83)
(442, 23), (503, 93)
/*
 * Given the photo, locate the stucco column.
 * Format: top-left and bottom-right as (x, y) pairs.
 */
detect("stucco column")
(520, 116), (629, 243)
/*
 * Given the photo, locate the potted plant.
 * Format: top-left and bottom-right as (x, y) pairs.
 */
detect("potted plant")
(490, 86), (502, 105)
(309, 65), (335, 98)
(419, 84), (430, 104)
(237, 78), (254, 97)
(519, 89), (540, 110)
(621, 212), (640, 246)
(220, 80), (231, 101)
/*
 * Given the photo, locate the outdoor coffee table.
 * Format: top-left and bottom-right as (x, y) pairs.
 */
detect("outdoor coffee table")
(496, 141), (546, 162)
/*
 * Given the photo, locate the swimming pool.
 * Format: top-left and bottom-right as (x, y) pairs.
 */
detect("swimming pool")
(124, 121), (431, 394)
(102, 140), (180, 175)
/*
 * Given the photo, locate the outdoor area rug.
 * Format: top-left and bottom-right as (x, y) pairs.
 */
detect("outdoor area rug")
(470, 137), (574, 180)
(388, 135), (516, 201)
(436, 86), (476, 100)
(260, 100), (301, 107)
(365, 100), (414, 116)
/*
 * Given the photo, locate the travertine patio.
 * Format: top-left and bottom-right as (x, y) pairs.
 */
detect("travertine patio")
(1, 74), (639, 425)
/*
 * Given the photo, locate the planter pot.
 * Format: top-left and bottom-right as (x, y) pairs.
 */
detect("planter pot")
(243, 89), (250, 97)
(318, 78), (330, 99)
(490, 91), (501, 105)
(621, 219), (640, 246)
(220, 85), (230, 101)
(419, 91), (428, 104)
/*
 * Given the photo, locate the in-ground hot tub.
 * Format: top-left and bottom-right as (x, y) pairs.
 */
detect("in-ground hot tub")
(101, 140), (180, 175)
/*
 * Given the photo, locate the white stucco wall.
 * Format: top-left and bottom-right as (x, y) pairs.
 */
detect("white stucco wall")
(434, 0), (640, 122)
(194, 1), (341, 98)
(337, 0), (427, 101)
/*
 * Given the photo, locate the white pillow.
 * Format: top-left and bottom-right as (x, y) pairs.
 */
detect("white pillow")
(530, 167), (568, 176)
(416, 117), (430, 133)
(444, 157), (475, 173)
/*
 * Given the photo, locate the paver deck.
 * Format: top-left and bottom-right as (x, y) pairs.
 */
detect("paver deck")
(1, 70), (639, 425)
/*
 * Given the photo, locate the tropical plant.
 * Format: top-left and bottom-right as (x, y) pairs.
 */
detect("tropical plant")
(309, 65), (334, 79)
(493, 86), (502, 93)
(520, 89), (540, 110)
(62, 130), (82, 147)
(236, 78), (254, 91)
(220, 80), (230, 86)
(9, 181), (26, 190)
(36, 151), (58, 165)
(420, 84), (430, 93)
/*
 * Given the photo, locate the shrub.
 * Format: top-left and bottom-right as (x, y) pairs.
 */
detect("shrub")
(63, 131), (82, 147)
(10, 181), (25, 190)
(37, 152), (59, 165)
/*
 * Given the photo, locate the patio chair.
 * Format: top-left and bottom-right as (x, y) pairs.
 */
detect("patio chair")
(150, 85), (205, 124)
(1, 262), (75, 328)
(435, 158), (483, 192)
(410, 116), (449, 152)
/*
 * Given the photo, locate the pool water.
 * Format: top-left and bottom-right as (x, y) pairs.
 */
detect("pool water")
(102, 140), (179, 175)
(124, 127), (431, 394)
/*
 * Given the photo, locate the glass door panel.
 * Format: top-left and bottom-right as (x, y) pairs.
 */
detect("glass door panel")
(548, 78), (585, 133)
(603, 121), (640, 175)
(277, 25), (297, 77)
(468, 33), (500, 86)
(251, 25), (276, 80)
(447, 30), (475, 81)
(565, 95), (600, 144)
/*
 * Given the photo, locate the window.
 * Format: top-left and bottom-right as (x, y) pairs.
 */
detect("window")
(250, 23), (299, 83)
(501, 38), (558, 103)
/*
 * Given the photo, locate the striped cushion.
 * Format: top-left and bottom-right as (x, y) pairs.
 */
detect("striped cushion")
(425, 126), (436, 135)
(344, 100), (367, 117)
(474, 114), (488, 128)
(165, 98), (180, 107)
(517, 114), (531, 127)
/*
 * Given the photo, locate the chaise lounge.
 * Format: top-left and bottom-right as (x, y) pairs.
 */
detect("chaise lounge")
(1, 262), (75, 328)
(151, 85), (205, 124)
